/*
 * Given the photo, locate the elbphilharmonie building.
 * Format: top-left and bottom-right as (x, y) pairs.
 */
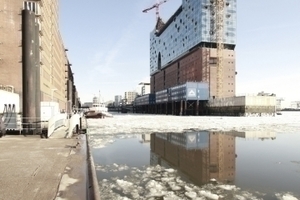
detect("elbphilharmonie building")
(149, 0), (237, 98)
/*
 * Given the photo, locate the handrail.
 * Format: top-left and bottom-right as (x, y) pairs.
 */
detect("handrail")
(47, 113), (67, 138)
(2, 114), (22, 132)
(66, 113), (81, 138)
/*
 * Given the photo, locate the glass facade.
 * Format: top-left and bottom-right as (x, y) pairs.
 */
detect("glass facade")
(150, 0), (237, 75)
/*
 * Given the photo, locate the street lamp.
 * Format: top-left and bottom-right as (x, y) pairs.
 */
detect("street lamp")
(51, 88), (57, 102)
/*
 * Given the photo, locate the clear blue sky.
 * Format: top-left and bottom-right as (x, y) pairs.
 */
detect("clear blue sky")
(59, 0), (300, 105)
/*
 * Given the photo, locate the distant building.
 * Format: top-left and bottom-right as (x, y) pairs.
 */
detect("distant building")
(114, 95), (122, 106)
(124, 91), (137, 105)
(276, 98), (284, 111)
(82, 102), (93, 108)
(139, 82), (150, 96)
(290, 101), (300, 109)
(93, 97), (100, 104)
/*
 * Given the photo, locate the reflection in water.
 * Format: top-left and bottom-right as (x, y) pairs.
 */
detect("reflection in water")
(93, 130), (300, 199)
(149, 131), (276, 186)
(232, 131), (276, 140)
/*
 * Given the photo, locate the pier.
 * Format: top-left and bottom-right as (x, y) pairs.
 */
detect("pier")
(0, 116), (100, 200)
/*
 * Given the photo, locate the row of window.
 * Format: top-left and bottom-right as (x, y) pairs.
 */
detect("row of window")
(150, 0), (237, 74)
(23, 1), (40, 15)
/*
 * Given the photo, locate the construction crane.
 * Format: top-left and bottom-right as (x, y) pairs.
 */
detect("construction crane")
(215, 0), (225, 98)
(205, 0), (224, 98)
(142, 0), (169, 22)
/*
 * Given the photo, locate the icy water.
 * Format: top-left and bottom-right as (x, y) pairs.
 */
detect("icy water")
(90, 131), (300, 200)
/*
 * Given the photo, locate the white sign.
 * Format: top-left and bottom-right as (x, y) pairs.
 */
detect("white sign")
(188, 135), (196, 143)
(188, 89), (196, 97)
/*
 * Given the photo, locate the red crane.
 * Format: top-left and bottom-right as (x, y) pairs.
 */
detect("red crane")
(142, 0), (169, 22)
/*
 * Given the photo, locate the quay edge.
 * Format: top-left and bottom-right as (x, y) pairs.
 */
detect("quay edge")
(86, 127), (101, 200)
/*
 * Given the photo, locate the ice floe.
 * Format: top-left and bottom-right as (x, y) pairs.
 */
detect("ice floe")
(88, 112), (300, 137)
(97, 164), (299, 200)
(89, 112), (300, 199)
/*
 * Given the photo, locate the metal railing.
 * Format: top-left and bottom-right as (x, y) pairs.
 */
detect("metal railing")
(47, 113), (68, 138)
(66, 113), (82, 138)
(2, 115), (45, 135)
(1, 111), (84, 138)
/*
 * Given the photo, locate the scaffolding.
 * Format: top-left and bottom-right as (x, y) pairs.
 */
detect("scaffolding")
(202, 48), (210, 83)
(215, 0), (224, 98)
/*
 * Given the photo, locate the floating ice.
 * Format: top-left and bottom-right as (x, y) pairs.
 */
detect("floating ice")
(185, 191), (198, 199)
(282, 194), (299, 200)
(145, 179), (166, 198)
(276, 193), (299, 200)
(184, 185), (193, 192)
(161, 177), (175, 183)
(90, 113), (300, 199)
(116, 179), (133, 188)
(168, 182), (181, 191)
(217, 184), (237, 191)
(163, 192), (183, 200)
(97, 164), (300, 200)
(234, 194), (246, 200)
(164, 168), (176, 173)
(199, 190), (219, 200)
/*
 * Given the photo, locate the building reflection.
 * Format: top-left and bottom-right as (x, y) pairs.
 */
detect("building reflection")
(231, 131), (276, 140)
(149, 131), (276, 186)
(150, 131), (235, 185)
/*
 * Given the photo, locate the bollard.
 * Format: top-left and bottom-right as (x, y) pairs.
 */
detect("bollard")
(76, 124), (79, 134)
(79, 117), (82, 130)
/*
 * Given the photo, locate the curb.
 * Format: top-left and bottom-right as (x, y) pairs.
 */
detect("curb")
(86, 131), (101, 200)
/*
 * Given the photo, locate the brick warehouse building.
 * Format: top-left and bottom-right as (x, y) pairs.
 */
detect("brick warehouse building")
(149, 0), (237, 98)
(0, 0), (77, 112)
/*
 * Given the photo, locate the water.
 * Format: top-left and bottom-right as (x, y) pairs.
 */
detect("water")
(92, 138), (150, 180)
(90, 130), (300, 199)
(235, 133), (300, 195)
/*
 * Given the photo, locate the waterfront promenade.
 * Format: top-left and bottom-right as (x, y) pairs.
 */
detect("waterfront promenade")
(0, 126), (98, 200)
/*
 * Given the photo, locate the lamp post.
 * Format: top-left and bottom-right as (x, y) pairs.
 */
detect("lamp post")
(51, 88), (57, 102)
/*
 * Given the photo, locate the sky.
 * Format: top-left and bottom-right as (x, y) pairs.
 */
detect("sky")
(59, 0), (300, 106)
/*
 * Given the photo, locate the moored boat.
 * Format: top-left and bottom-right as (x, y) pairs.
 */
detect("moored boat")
(84, 102), (108, 118)
(84, 110), (105, 119)
(84, 97), (112, 118)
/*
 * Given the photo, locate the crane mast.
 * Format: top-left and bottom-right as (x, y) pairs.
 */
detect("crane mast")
(215, 0), (224, 98)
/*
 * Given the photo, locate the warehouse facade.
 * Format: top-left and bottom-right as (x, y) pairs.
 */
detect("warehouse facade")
(0, 0), (77, 112)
